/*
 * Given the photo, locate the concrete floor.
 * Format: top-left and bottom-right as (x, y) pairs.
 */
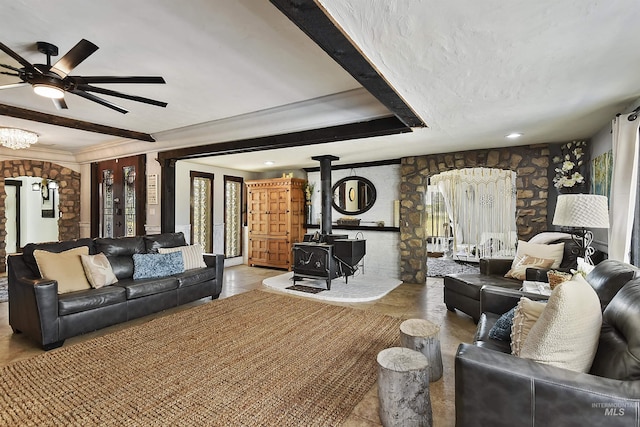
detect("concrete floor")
(0, 264), (476, 426)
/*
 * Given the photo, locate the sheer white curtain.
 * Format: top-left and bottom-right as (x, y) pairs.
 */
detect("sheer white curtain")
(609, 113), (640, 262)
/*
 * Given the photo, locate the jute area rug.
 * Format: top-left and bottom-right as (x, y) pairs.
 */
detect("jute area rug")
(0, 290), (402, 426)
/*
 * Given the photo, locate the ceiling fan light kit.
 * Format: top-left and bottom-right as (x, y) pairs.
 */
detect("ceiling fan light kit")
(0, 127), (38, 149)
(0, 39), (167, 114)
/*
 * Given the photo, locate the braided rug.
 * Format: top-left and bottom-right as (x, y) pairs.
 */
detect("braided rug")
(0, 290), (402, 426)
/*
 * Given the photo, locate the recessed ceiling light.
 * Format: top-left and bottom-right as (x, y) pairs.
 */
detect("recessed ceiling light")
(264, 161), (274, 166)
(506, 132), (523, 139)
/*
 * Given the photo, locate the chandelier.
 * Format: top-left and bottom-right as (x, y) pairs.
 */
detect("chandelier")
(0, 128), (38, 150)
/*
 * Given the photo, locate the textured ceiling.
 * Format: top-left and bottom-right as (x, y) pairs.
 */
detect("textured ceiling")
(1, 0), (640, 170)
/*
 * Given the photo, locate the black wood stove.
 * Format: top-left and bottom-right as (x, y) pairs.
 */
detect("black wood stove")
(291, 155), (366, 290)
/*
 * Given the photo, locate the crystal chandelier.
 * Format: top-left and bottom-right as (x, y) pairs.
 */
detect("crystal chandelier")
(0, 128), (38, 150)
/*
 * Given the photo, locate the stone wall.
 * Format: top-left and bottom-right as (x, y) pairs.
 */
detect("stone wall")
(0, 160), (81, 272)
(400, 144), (550, 284)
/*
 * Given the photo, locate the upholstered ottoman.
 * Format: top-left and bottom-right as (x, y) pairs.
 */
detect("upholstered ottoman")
(444, 272), (521, 323)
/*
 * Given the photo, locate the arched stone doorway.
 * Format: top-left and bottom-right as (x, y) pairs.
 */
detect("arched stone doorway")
(0, 160), (81, 272)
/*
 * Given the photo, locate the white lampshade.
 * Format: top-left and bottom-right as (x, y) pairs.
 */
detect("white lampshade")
(552, 194), (609, 229)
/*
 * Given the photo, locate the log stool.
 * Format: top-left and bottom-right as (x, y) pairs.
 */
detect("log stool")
(377, 347), (432, 427)
(400, 319), (443, 382)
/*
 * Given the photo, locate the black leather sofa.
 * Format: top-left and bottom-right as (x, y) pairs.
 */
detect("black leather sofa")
(455, 259), (640, 426)
(444, 237), (603, 323)
(8, 232), (224, 350)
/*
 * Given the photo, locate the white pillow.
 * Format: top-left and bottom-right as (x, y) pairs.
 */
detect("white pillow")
(512, 240), (565, 269)
(519, 275), (602, 372)
(510, 297), (546, 356)
(158, 245), (207, 270)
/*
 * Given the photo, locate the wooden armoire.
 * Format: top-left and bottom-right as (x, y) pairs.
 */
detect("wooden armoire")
(246, 177), (306, 269)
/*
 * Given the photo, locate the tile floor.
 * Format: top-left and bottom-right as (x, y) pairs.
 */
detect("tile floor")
(0, 264), (476, 426)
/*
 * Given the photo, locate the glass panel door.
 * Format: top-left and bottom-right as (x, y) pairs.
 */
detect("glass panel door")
(224, 176), (243, 258)
(191, 172), (213, 252)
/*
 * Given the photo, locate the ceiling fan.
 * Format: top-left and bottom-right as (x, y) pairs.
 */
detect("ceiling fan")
(0, 39), (167, 114)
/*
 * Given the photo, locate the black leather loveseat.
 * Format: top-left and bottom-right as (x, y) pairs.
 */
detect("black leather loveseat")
(455, 259), (640, 426)
(8, 232), (224, 350)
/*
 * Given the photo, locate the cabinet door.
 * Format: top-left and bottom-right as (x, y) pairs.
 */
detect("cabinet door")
(267, 188), (289, 236)
(248, 188), (269, 235)
(266, 238), (291, 268)
(248, 237), (268, 265)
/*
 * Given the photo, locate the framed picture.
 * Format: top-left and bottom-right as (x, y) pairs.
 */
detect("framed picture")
(591, 150), (613, 199)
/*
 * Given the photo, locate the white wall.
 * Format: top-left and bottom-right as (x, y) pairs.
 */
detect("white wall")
(18, 177), (59, 246)
(306, 163), (401, 278)
(174, 160), (257, 264)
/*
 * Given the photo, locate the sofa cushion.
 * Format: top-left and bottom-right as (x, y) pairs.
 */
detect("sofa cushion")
(22, 238), (95, 277)
(474, 313), (512, 353)
(96, 237), (146, 280)
(133, 252), (184, 280)
(144, 232), (187, 253)
(504, 255), (554, 280)
(587, 259), (640, 311)
(173, 267), (217, 288)
(590, 277), (640, 380)
(519, 275), (602, 373)
(510, 297), (546, 356)
(58, 286), (127, 316)
(159, 245), (207, 270)
(445, 273), (521, 300)
(116, 276), (179, 300)
(34, 246), (91, 294)
(80, 253), (118, 289)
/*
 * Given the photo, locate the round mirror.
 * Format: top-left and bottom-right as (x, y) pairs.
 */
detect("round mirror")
(332, 176), (377, 215)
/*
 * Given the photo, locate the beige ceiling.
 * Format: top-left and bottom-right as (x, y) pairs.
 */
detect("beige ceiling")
(1, 0), (639, 170)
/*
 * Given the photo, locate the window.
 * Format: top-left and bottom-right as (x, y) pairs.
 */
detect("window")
(224, 176), (243, 258)
(190, 172), (213, 252)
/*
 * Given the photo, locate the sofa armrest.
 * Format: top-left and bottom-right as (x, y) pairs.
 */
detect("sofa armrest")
(479, 257), (513, 276)
(7, 254), (61, 348)
(203, 253), (225, 291)
(455, 343), (640, 427)
(480, 285), (549, 315)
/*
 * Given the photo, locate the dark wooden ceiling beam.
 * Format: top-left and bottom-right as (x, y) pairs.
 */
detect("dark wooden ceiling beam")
(0, 103), (156, 142)
(269, 0), (426, 129)
(158, 116), (410, 163)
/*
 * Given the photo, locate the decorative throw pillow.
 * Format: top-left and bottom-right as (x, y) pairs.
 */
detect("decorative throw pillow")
(80, 253), (118, 289)
(511, 240), (565, 269)
(519, 277), (602, 372)
(33, 246), (91, 294)
(488, 307), (516, 341)
(504, 255), (554, 280)
(158, 244), (207, 270)
(547, 270), (573, 290)
(132, 252), (184, 280)
(510, 297), (546, 356)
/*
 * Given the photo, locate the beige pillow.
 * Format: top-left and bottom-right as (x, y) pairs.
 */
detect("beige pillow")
(510, 297), (546, 356)
(158, 245), (207, 270)
(34, 246), (91, 294)
(512, 240), (565, 269)
(504, 255), (554, 280)
(519, 277), (602, 372)
(80, 253), (118, 289)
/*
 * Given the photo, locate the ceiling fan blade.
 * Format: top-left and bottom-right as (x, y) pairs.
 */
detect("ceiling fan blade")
(0, 82), (27, 90)
(0, 71), (20, 77)
(1, 62), (22, 72)
(70, 89), (128, 114)
(0, 41), (38, 73)
(52, 97), (68, 110)
(74, 76), (166, 84)
(50, 39), (98, 78)
(79, 84), (167, 107)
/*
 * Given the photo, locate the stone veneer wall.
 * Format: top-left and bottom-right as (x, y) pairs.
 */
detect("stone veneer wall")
(0, 160), (81, 272)
(400, 144), (550, 284)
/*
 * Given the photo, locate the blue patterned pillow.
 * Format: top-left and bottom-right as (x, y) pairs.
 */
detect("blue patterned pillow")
(132, 252), (184, 279)
(488, 307), (516, 341)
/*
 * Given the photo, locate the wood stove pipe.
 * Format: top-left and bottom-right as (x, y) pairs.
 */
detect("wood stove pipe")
(312, 155), (339, 235)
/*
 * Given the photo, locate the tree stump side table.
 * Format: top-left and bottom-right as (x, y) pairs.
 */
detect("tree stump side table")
(399, 319), (444, 382)
(377, 347), (432, 427)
